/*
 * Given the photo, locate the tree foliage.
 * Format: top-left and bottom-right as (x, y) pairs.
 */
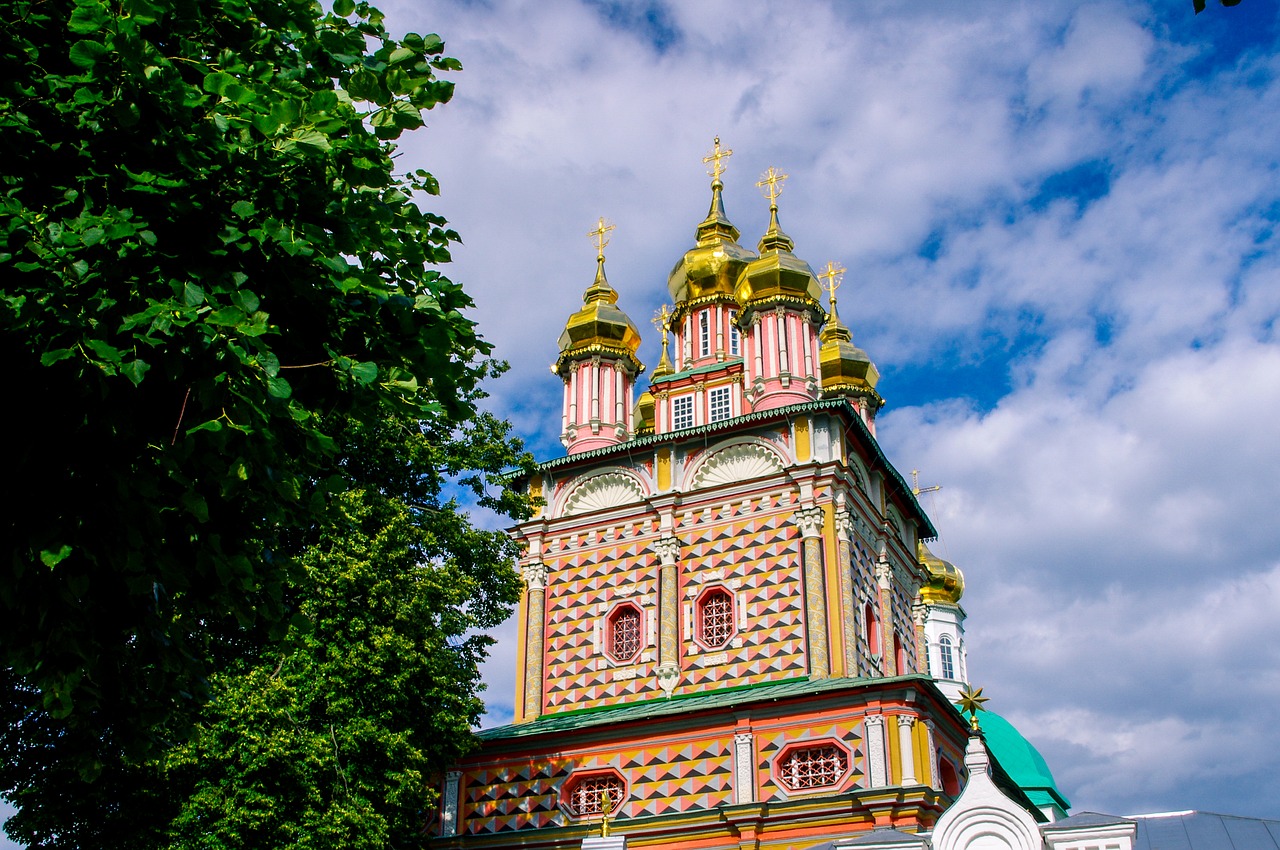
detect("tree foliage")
(1, 0), (535, 843)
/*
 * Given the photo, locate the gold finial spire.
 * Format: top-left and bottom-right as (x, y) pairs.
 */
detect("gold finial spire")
(757, 166), (789, 208)
(911, 469), (942, 497)
(651, 304), (674, 377)
(703, 136), (733, 183)
(819, 260), (845, 309)
(588, 216), (615, 262)
(956, 685), (990, 731)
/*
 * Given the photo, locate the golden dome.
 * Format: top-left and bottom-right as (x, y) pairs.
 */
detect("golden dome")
(918, 540), (965, 605)
(633, 389), (655, 435)
(734, 204), (822, 309)
(667, 178), (757, 305)
(818, 301), (883, 405)
(554, 257), (644, 377)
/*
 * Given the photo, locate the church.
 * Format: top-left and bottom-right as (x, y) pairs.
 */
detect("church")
(429, 140), (1165, 850)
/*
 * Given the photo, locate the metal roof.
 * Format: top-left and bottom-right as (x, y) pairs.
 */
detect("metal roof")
(1131, 811), (1280, 850)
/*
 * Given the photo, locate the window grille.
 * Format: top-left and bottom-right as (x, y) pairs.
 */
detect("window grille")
(571, 774), (624, 815)
(779, 744), (847, 790)
(672, 396), (695, 430)
(699, 589), (733, 648)
(709, 386), (732, 422)
(609, 606), (641, 661)
(728, 310), (740, 356)
(939, 636), (955, 680)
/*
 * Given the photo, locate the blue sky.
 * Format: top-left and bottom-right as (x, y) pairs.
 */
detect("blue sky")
(375, 0), (1280, 822)
(6, 2), (1278, 846)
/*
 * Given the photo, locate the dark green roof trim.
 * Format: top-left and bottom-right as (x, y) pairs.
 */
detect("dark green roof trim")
(535, 397), (937, 539)
(478, 674), (935, 741)
(649, 358), (745, 385)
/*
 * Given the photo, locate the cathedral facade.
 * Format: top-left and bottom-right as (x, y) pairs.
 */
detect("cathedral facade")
(432, 142), (1044, 850)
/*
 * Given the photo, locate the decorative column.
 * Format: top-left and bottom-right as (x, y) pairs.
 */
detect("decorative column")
(911, 602), (928, 675)
(835, 510), (858, 677)
(441, 770), (462, 837)
(522, 561), (548, 719)
(733, 732), (756, 804)
(864, 714), (888, 788)
(654, 537), (681, 697)
(897, 715), (917, 785)
(875, 541), (894, 676)
(923, 719), (940, 790)
(796, 506), (830, 679)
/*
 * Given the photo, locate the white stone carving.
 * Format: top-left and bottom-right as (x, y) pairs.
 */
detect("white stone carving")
(657, 664), (679, 697)
(689, 442), (784, 489)
(562, 471), (644, 516)
(523, 561), (548, 591)
(898, 715), (917, 785)
(865, 714), (888, 788)
(932, 736), (1042, 850)
(442, 770), (462, 836)
(734, 732), (756, 804)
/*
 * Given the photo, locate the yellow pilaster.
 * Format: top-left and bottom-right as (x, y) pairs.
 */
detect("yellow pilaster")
(794, 415), (811, 462)
(821, 503), (847, 677)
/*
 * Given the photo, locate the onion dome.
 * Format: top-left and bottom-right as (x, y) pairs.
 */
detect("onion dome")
(819, 308), (883, 407)
(633, 389), (655, 436)
(918, 540), (965, 605)
(734, 184), (822, 310)
(667, 138), (757, 305)
(554, 253), (644, 377)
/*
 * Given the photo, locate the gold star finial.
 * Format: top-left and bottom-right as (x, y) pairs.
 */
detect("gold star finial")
(588, 217), (615, 261)
(956, 686), (990, 731)
(600, 791), (613, 837)
(757, 166), (789, 207)
(819, 261), (845, 308)
(703, 136), (733, 182)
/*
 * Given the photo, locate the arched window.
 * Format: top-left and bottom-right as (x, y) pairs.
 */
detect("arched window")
(864, 601), (880, 655)
(939, 755), (960, 797)
(777, 743), (848, 791)
(608, 605), (641, 662)
(698, 588), (734, 648)
(566, 773), (625, 816)
(938, 635), (955, 680)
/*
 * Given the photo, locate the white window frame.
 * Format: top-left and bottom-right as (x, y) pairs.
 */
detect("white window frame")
(699, 310), (711, 358)
(708, 385), (732, 422)
(728, 309), (740, 356)
(672, 395), (695, 431)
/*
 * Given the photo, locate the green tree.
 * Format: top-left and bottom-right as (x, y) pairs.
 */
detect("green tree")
(0, 0), (534, 843)
(1, 0), (476, 752)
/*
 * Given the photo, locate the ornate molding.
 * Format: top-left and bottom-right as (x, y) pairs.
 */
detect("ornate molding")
(523, 561), (548, 591)
(653, 537), (681, 565)
(795, 506), (825, 539)
(733, 732), (756, 804)
(689, 442), (784, 489)
(441, 770), (462, 836)
(562, 471), (644, 516)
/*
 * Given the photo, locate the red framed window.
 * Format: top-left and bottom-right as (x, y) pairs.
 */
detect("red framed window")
(608, 604), (641, 662)
(778, 743), (848, 791)
(568, 773), (625, 816)
(698, 588), (734, 648)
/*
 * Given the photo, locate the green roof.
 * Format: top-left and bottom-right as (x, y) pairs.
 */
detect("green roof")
(534, 397), (938, 540)
(478, 674), (938, 742)
(979, 710), (1071, 811)
(648, 358), (745, 384)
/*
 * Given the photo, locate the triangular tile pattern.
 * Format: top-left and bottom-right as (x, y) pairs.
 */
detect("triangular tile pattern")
(755, 717), (867, 803)
(462, 759), (571, 834)
(680, 509), (808, 692)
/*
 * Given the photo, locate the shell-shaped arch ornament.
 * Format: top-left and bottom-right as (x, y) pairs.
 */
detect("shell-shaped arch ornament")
(688, 441), (785, 490)
(560, 470), (646, 517)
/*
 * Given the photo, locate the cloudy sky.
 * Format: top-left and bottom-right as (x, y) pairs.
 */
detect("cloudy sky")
(373, 0), (1280, 821)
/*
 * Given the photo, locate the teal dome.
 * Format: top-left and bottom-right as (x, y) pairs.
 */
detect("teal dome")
(980, 710), (1071, 816)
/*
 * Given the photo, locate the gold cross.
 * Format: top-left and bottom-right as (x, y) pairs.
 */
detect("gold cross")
(911, 469), (941, 497)
(651, 304), (672, 338)
(702, 136), (733, 181)
(588, 217), (615, 260)
(757, 166), (789, 205)
(819, 261), (846, 306)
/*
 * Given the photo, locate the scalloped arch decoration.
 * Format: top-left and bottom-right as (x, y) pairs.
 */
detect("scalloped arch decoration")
(561, 472), (644, 517)
(690, 443), (784, 490)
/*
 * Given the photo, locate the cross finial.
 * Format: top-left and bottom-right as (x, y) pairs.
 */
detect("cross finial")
(911, 469), (942, 497)
(757, 166), (789, 207)
(703, 136), (733, 182)
(588, 217), (615, 261)
(652, 304), (672, 342)
(819, 261), (846, 308)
